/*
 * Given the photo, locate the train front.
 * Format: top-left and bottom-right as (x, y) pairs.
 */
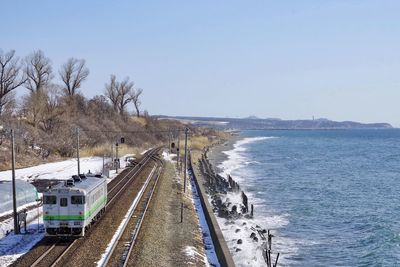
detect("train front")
(43, 186), (86, 237)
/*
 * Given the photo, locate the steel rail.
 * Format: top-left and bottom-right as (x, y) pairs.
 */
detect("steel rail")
(122, 159), (164, 267)
(30, 239), (77, 267)
(30, 242), (58, 267)
(107, 147), (158, 196)
(50, 239), (78, 267)
(100, 157), (160, 267)
(106, 148), (160, 208)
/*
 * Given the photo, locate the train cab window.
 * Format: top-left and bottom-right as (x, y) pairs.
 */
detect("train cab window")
(60, 198), (68, 207)
(44, 195), (57, 204)
(71, 196), (85, 204)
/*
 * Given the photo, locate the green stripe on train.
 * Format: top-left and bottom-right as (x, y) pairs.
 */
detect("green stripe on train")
(44, 196), (107, 221)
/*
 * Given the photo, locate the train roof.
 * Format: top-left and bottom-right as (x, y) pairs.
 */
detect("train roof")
(45, 174), (106, 194)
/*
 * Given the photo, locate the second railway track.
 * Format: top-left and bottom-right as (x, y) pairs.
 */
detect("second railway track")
(100, 154), (164, 267)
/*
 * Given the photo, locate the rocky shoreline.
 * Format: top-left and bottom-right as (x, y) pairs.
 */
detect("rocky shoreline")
(198, 146), (280, 266)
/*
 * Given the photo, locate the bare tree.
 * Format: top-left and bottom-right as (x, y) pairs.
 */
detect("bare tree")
(130, 88), (143, 117)
(0, 49), (26, 115)
(24, 50), (52, 93)
(104, 75), (136, 115)
(59, 58), (89, 96)
(22, 89), (47, 128)
(104, 75), (119, 112)
(117, 77), (134, 116)
(40, 84), (63, 133)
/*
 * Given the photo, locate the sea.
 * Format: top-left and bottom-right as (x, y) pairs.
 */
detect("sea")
(215, 129), (400, 267)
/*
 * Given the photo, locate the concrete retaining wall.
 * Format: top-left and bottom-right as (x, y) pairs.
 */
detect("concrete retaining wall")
(189, 158), (236, 267)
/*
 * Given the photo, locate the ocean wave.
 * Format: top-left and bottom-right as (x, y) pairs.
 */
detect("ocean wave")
(218, 136), (277, 178)
(215, 136), (306, 266)
(215, 190), (292, 267)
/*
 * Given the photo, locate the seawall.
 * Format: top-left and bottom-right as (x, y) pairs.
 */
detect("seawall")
(189, 155), (236, 267)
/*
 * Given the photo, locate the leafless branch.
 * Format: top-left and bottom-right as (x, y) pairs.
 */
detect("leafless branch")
(130, 88), (143, 117)
(0, 49), (26, 115)
(24, 50), (52, 93)
(59, 58), (89, 96)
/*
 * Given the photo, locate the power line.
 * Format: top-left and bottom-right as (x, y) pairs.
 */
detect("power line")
(79, 128), (188, 135)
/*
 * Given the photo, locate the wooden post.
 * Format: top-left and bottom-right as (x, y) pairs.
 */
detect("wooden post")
(180, 202), (184, 223)
(274, 253), (280, 267)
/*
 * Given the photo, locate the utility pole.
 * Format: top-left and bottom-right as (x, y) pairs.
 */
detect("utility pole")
(102, 154), (105, 175)
(11, 129), (19, 234)
(111, 143), (114, 163)
(177, 131), (180, 173)
(183, 128), (188, 193)
(168, 130), (171, 153)
(76, 128), (80, 175)
(115, 142), (119, 173)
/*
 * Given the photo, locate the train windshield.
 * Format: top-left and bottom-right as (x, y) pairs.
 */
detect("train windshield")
(71, 195), (85, 204)
(43, 195), (56, 204)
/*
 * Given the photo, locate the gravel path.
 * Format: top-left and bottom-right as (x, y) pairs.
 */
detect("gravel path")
(128, 161), (208, 267)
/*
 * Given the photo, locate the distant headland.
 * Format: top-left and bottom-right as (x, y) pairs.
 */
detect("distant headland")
(158, 116), (393, 130)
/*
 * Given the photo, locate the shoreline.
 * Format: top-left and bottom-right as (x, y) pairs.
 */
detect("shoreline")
(198, 133), (281, 267)
(207, 135), (241, 175)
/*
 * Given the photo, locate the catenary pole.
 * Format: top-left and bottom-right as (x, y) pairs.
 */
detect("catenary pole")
(11, 129), (19, 234)
(177, 131), (180, 173)
(183, 128), (188, 193)
(115, 142), (119, 173)
(76, 128), (80, 175)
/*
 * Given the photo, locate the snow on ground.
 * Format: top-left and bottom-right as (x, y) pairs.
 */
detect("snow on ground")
(0, 207), (44, 266)
(0, 201), (39, 219)
(0, 151), (145, 183)
(162, 151), (176, 162)
(0, 157), (108, 182)
(140, 148), (153, 155)
(184, 246), (209, 266)
(0, 206), (42, 240)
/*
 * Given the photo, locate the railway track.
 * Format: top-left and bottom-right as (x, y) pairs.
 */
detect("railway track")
(100, 153), (164, 267)
(31, 239), (77, 267)
(13, 148), (162, 267)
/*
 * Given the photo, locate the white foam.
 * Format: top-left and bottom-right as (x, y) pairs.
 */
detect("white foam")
(214, 136), (305, 266)
(218, 137), (277, 178)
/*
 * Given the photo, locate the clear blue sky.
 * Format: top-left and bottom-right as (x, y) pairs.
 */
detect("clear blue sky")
(3, 1), (400, 126)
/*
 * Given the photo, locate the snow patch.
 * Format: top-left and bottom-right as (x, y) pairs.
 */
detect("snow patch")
(0, 207), (44, 266)
(162, 151), (177, 162)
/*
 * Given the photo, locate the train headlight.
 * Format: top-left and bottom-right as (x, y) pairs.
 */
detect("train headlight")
(74, 221), (81, 226)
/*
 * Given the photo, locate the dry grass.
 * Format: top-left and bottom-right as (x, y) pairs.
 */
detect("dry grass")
(190, 136), (210, 151)
(80, 144), (143, 157)
(130, 116), (147, 126)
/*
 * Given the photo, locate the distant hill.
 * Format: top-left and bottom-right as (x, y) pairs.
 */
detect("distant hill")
(158, 116), (393, 130)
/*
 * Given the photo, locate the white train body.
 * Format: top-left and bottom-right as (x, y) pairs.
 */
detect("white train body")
(43, 174), (107, 237)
